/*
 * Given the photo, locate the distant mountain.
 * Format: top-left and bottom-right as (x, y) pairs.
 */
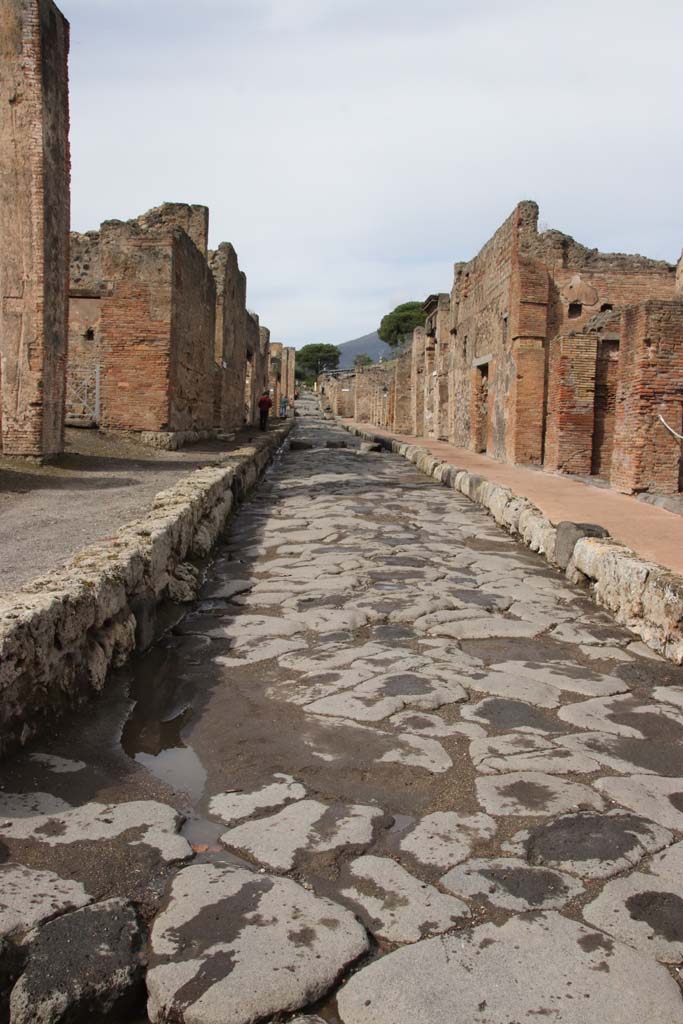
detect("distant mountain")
(335, 331), (393, 369)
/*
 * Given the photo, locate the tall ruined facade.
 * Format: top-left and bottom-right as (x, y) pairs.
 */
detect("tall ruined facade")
(0, 0), (70, 456)
(328, 201), (682, 496)
(446, 201), (679, 483)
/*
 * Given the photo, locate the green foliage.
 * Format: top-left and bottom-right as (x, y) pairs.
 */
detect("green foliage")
(353, 353), (374, 368)
(296, 343), (341, 382)
(378, 301), (425, 347)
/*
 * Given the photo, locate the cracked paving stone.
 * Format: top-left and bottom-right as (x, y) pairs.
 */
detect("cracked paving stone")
(335, 911), (683, 1024)
(0, 864), (91, 939)
(507, 810), (672, 880)
(558, 729), (683, 775)
(220, 799), (383, 871)
(584, 871), (683, 964)
(441, 856), (584, 911)
(653, 686), (683, 710)
(388, 710), (484, 739)
(476, 772), (605, 817)
(147, 862), (369, 1024)
(477, 661), (629, 704)
(303, 670), (468, 723)
(208, 774), (307, 826)
(10, 898), (143, 1024)
(0, 794), (192, 863)
(461, 696), (567, 734)
(341, 855), (469, 943)
(400, 812), (496, 869)
(378, 733), (453, 773)
(469, 732), (601, 775)
(595, 775), (683, 830)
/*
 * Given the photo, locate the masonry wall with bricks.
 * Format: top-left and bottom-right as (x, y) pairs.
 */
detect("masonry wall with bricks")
(268, 340), (283, 413)
(209, 243), (248, 432)
(0, 0), (70, 457)
(98, 205), (215, 433)
(66, 231), (103, 424)
(610, 300), (683, 493)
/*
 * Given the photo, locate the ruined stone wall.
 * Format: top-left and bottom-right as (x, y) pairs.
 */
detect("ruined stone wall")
(544, 333), (598, 474)
(135, 202), (209, 259)
(393, 349), (413, 433)
(268, 340), (283, 413)
(66, 231), (103, 424)
(168, 229), (215, 432)
(283, 347), (296, 408)
(447, 204), (540, 457)
(433, 295), (451, 440)
(611, 300), (683, 493)
(99, 223), (175, 431)
(98, 207), (215, 435)
(0, 0), (70, 457)
(209, 243), (247, 432)
(443, 201), (678, 479)
(411, 328), (426, 435)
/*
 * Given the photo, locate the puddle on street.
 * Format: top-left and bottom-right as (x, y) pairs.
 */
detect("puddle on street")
(120, 636), (209, 804)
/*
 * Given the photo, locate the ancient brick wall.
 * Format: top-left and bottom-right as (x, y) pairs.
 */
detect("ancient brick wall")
(168, 229), (215, 431)
(135, 203), (209, 259)
(393, 349), (413, 433)
(447, 204), (539, 458)
(544, 333), (598, 474)
(66, 231), (103, 424)
(209, 243), (247, 432)
(268, 340), (283, 414)
(99, 213), (215, 434)
(611, 301), (683, 494)
(411, 328), (426, 435)
(0, 0), (70, 456)
(99, 223), (175, 431)
(283, 347), (296, 408)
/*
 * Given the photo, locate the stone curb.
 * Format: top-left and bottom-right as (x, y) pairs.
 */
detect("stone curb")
(339, 420), (683, 665)
(0, 423), (294, 756)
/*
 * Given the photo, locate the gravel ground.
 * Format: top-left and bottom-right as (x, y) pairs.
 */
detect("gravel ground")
(0, 424), (283, 595)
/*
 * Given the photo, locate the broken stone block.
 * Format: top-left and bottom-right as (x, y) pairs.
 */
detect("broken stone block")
(10, 899), (144, 1024)
(147, 862), (369, 1024)
(554, 521), (610, 570)
(359, 441), (382, 453)
(336, 912), (683, 1024)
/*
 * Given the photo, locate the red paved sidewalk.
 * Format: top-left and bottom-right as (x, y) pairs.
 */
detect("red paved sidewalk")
(343, 420), (683, 576)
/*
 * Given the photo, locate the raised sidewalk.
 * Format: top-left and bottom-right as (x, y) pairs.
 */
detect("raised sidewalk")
(341, 418), (683, 664)
(343, 421), (683, 575)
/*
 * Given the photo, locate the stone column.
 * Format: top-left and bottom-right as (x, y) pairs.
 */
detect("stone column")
(0, 0), (70, 456)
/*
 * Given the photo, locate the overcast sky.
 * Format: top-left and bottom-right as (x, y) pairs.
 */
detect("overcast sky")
(61, 0), (682, 349)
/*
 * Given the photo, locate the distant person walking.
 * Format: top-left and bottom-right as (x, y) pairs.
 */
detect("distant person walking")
(258, 391), (273, 431)
(280, 396), (288, 418)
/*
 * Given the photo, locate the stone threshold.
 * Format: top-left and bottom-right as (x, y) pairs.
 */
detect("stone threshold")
(0, 422), (294, 757)
(339, 418), (683, 666)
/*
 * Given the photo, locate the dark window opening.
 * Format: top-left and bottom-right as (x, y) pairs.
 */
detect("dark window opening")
(600, 303), (613, 313)
(568, 302), (582, 319)
(84, 327), (95, 341)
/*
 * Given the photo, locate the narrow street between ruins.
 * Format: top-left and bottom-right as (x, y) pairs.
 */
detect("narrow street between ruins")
(3, 396), (683, 1024)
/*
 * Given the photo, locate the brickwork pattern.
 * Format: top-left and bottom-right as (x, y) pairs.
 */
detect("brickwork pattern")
(611, 301), (683, 493)
(0, 0), (70, 456)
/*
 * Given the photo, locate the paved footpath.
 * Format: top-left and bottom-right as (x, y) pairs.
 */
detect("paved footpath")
(341, 420), (683, 575)
(3, 404), (683, 1022)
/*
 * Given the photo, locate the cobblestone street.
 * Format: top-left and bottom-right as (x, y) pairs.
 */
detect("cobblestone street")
(3, 403), (683, 1023)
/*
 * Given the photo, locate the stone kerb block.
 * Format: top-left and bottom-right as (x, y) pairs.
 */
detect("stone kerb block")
(554, 521), (610, 570)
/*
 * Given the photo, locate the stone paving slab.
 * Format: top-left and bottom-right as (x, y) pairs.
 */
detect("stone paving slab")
(335, 912), (683, 1024)
(147, 862), (368, 1024)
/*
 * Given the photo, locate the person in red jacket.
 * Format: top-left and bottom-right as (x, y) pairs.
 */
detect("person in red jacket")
(258, 391), (273, 431)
